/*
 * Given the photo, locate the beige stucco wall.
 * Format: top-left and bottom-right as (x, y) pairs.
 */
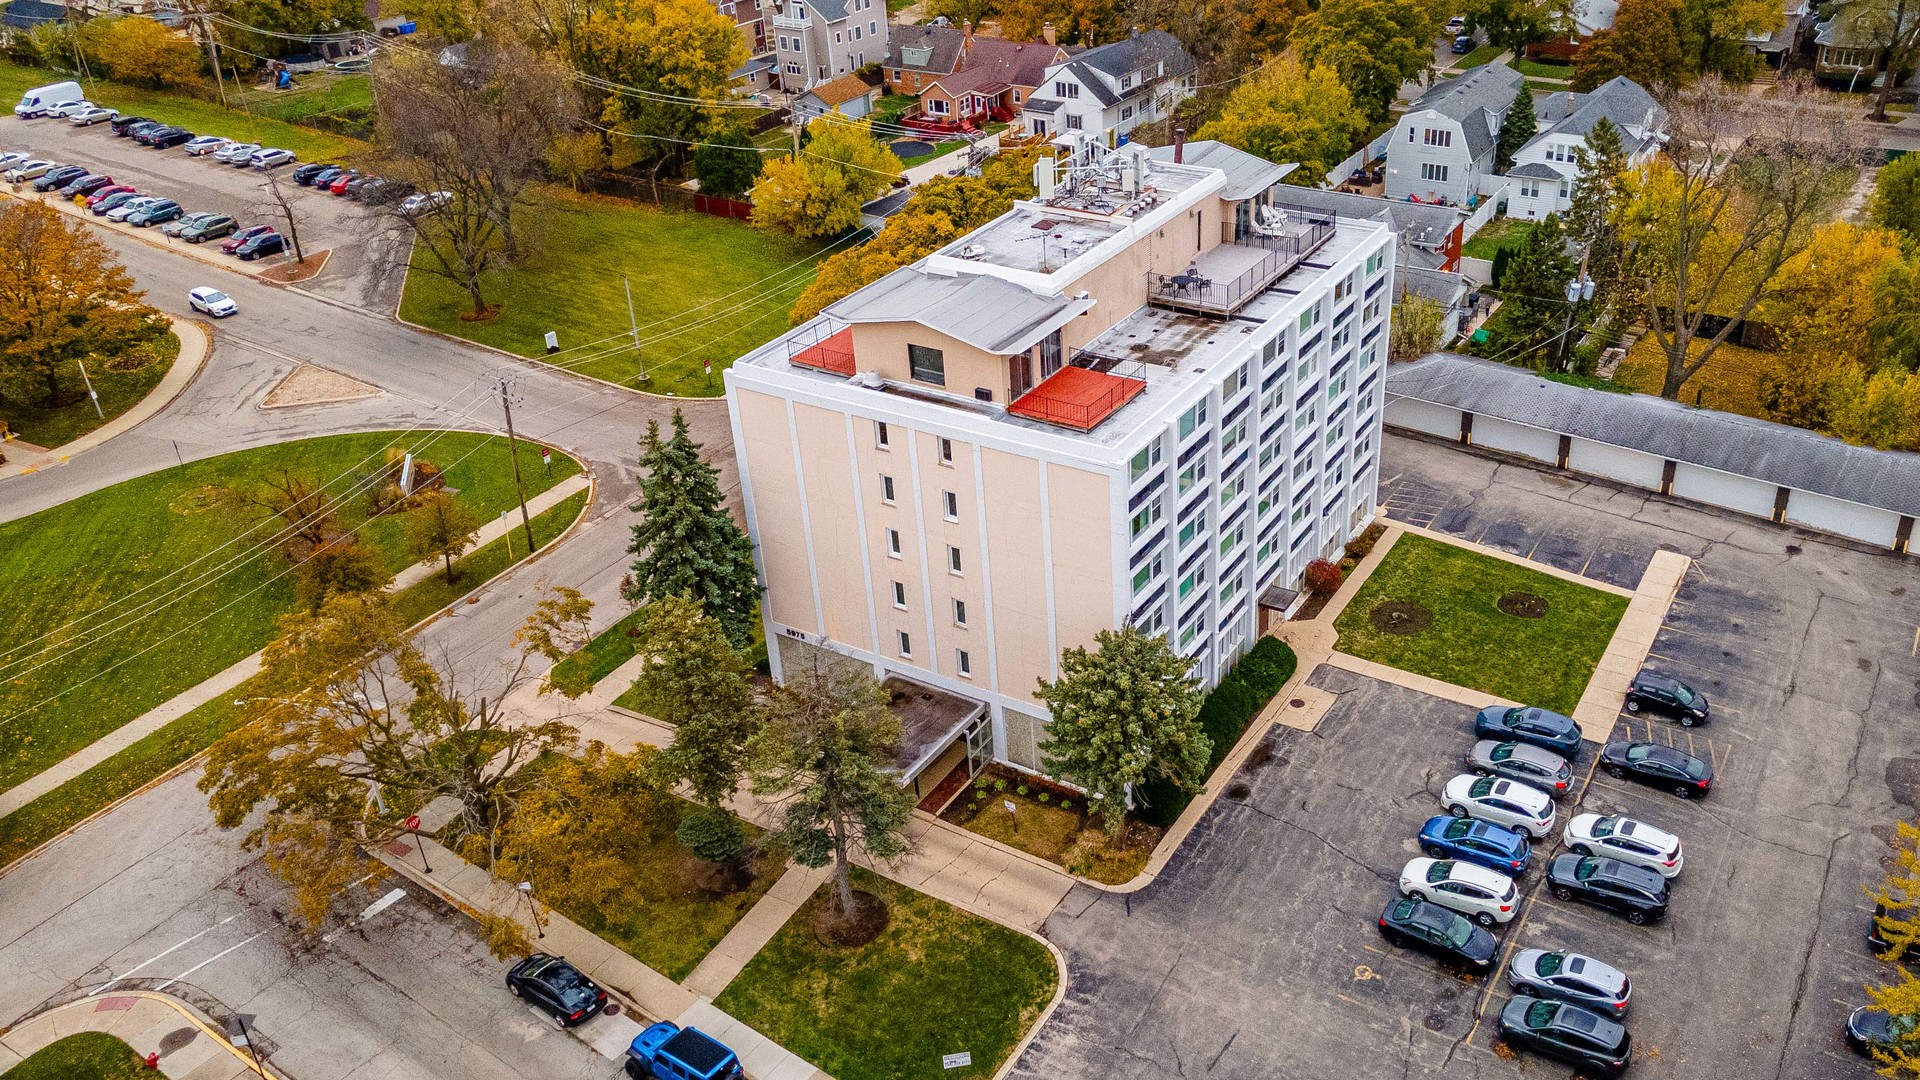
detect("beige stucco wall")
(1060, 204), (1216, 349)
(735, 389), (819, 634)
(912, 429), (985, 682)
(792, 402), (873, 651)
(849, 322), (1011, 403)
(1046, 460), (1117, 660)
(980, 447), (1052, 702)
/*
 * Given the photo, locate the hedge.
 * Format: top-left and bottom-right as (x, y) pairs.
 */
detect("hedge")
(1134, 636), (1298, 827)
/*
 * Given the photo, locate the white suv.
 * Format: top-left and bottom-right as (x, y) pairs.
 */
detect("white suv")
(1563, 814), (1684, 878)
(1441, 774), (1556, 838)
(1400, 858), (1519, 927)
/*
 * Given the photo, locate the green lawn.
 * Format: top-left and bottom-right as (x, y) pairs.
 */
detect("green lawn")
(549, 607), (646, 694)
(1455, 43), (1505, 68)
(1332, 534), (1628, 714)
(397, 191), (829, 397)
(0, 1034), (148, 1080)
(231, 72), (371, 127)
(1513, 58), (1574, 80)
(0, 432), (580, 799)
(0, 60), (364, 161)
(715, 868), (1058, 1080)
(1461, 217), (1539, 261)
(1, 331), (178, 450)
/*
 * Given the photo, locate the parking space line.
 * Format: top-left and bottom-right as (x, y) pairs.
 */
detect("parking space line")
(1910, 626), (1918, 657)
(1685, 730), (1696, 756)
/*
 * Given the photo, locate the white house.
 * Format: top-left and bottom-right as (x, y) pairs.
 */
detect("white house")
(1020, 30), (1194, 142)
(1384, 63), (1525, 207)
(1505, 78), (1664, 220)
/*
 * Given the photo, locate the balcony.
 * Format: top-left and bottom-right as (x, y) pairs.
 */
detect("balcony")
(788, 323), (854, 375)
(1008, 361), (1146, 431)
(1147, 210), (1337, 318)
(772, 8), (808, 28)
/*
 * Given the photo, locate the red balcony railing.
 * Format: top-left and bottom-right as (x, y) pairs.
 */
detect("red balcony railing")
(1008, 365), (1146, 431)
(788, 326), (855, 376)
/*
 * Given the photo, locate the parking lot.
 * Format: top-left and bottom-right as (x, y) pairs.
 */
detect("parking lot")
(1012, 434), (1918, 1079)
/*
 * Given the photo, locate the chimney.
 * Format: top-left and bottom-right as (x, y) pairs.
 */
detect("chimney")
(1043, 21), (1056, 46)
(1173, 125), (1184, 163)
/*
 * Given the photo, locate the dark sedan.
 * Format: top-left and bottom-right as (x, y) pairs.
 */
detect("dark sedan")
(292, 161), (338, 185)
(109, 114), (154, 135)
(150, 127), (195, 149)
(1418, 814), (1532, 876)
(32, 165), (88, 192)
(1498, 996), (1633, 1078)
(1848, 1005), (1918, 1056)
(233, 231), (286, 259)
(506, 953), (608, 1029)
(1377, 897), (1498, 970)
(1474, 705), (1582, 761)
(90, 190), (144, 216)
(221, 224), (274, 254)
(1548, 855), (1668, 925)
(1600, 740), (1712, 798)
(343, 174), (381, 199)
(126, 199), (183, 227)
(58, 173), (115, 198)
(1625, 670), (1710, 726)
(131, 123), (177, 145)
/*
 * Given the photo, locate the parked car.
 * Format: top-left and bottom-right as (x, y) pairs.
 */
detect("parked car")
(126, 198), (184, 227)
(233, 231), (286, 259)
(1400, 858), (1518, 926)
(624, 1022), (743, 1080)
(343, 174), (380, 199)
(1467, 740), (1572, 797)
(67, 106), (119, 126)
(1563, 814), (1683, 878)
(1452, 34), (1474, 52)
(1599, 740), (1713, 798)
(250, 147), (296, 170)
(217, 141), (261, 164)
(58, 173), (115, 198)
(1377, 896), (1498, 970)
(92, 190), (145, 215)
(86, 184), (136, 207)
(1441, 774), (1556, 838)
(398, 189), (453, 216)
(184, 135), (232, 156)
(1417, 814), (1532, 876)
(13, 80), (83, 118)
(359, 178), (413, 206)
(221, 224), (274, 253)
(505, 953), (607, 1029)
(1624, 670), (1710, 726)
(1547, 855), (1669, 924)
(1848, 1005), (1918, 1057)
(1508, 950), (1632, 1017)
(5, 159), (54, 182)
(327, 169), (363, 194)
(292, 161), (338, 185)
(1474, 706), (1583, 760)
(308, 164), (348, 188)
(45, 99), (95, 119)
(1498, 996), (1633, 1078)
(1446, 14), (1468, 31)
(0, 152), (31, 173)
(187, 286), (238, 317)
(125, 122), (167, 144)
(109, 114), (154, 136)
(149, 127), (194, 149)
(106, 196), (162, 222)
(32, 164), (88, 192)
(163, 211), (216, 238)
(181, 213), (238, 243)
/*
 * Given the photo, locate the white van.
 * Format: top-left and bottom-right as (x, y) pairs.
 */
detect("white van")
(15, 81), (84, 119)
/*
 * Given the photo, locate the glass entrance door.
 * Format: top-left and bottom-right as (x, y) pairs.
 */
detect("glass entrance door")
(965, 714), (993, 776)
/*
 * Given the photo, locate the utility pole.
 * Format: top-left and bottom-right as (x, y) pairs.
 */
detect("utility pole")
(1557, 247), (1595, 372)
(496, 378), (537, 554)
(195, 6), (228, 108)
(624, 276), (649, 384)
(787, 90), (803, 157)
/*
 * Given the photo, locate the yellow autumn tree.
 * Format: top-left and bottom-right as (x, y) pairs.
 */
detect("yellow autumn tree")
(1752, 222), (1906, 429)
(84, 16), (203, 89)
(751, 117), (902, 239)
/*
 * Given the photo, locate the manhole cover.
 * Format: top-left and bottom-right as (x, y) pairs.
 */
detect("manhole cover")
(1369, 601), (1433, 635)
(158, 1028), (198, 1055)
(1225, 783), (1251, 801)
(1289, 698), (1306, 708)
(1496, 592), (1549, 618)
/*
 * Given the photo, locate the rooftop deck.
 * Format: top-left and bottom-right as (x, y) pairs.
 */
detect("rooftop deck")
(787, 325), (855, 375)
(1007, 363), (1148, 431)
(1147, 211), (1337, 317)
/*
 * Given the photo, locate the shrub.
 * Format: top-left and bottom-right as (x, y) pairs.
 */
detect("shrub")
(1305, 558), (1344, 595)
(1017, 784), (1029, 796)
(1038, 792), (1050, 803)
(676, 805), (746, 864)
(1134, 638), (1298, 827)
(1060, 799), (1072, 810)
(994, 778), (1008, 792)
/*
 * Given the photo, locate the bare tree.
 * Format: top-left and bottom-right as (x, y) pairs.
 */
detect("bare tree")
(1622, 77), (1872, 400)
(254, 167), (306, 264)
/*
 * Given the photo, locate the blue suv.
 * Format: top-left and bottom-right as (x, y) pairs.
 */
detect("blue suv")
(625, 1022), (742, 1080)
(1418, 814), (1532, 875)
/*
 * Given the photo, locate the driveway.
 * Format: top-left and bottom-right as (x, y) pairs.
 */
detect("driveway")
(1012, 434), (1915, 1079)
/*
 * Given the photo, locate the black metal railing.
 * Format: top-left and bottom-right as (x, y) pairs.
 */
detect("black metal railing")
(1146, 211), (1337, 316)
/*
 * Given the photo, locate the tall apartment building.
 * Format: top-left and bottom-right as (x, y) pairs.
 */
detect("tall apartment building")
(770, 0), (887, 89)
(725, 137), (1395, 791)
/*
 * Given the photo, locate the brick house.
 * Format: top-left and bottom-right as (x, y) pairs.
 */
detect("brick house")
(884, 22), (1069, 132)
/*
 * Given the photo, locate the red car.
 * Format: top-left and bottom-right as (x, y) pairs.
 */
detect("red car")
(86, 184), (136, 207)
(327, 170), (361, 195)
(221, 225), (275, 254)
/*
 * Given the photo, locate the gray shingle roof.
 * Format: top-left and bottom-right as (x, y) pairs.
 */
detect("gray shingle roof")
(1386, 353), (1920, 516)
(1409, 63), (1524, 163)
(1528, 77), (1662, 147)
(823, 267), (1093, 354)
(1074, 30), (1194, 81)
(1273, 188), (1465, 267)
(887, 24), (967, 73)
(1061, 60), (1120, 106)
(1144, 140), (1294, 199)
(1506, 161), (1566, 179)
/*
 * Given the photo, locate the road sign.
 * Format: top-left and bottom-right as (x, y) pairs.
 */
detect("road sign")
(1003, 800), (1016, 813)
(403, 813), (421, 831)
(942, 1052), (972, 1069)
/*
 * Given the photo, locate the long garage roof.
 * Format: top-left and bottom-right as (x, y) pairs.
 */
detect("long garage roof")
(1386, 353), (1920, 517)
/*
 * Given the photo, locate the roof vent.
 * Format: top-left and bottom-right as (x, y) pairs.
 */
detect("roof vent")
(856, 370), (885, 388)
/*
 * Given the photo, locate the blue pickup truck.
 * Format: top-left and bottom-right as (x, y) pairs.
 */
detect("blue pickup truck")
(624, 1022), (743, 1080)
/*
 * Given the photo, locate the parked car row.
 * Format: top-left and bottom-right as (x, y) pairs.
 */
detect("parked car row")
(0, 148), (297, 262)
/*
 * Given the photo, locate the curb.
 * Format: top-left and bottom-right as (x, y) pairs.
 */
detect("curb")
(2, 988), (289, 1079)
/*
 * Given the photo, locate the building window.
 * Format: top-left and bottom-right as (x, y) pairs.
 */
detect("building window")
(953, 598), (967, 626)
(909, 345), (948, 385)
(1178, 401), (1208, 439)
(1177, 458), (1208, 495)
(1299, 304), (1321, 333)
(929, 98), (950, 115)
(1121, 72), (1134, 89)
(1422, 127), (1451, 147)
(1121, 105), (1134, 120)
(948, 545), (963, 573)
(1221, 420), (1247, 454)
(892, 580), (907, 608)
(1220, 523), (1244, 555)
(938, 437), (953, 464)
(880, 474), (896, 504)
(1221, 364), (1248, 398)
(898, 631), (912, 658)
(1519, 179), (1540, 199)
(1130, 496), (1162, 538)
(1129, 442), (1161, 480)
(1178, 566), (1202, 599)
(1065, 114), (1082, 130)
(875, 420), (890, 448)
(1420, 162), (1448, 183)
(887, 528), (902, 557)
(1367, 249), (1385, 275)
(1558, 180), (1570, 199)
(943, 490), (959, 520)
(957, 649), (972, 676)
(1132, 553), (1162, 593)
(1056, 81), (1080, 98)
(1178, 516), (1201, 549)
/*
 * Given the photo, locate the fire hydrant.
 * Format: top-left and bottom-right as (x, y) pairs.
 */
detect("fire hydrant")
(144, 1051), (160, 1069)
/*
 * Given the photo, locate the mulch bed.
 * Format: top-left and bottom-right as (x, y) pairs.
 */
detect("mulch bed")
(1497, 591), (1549, 618)
(813, 888), (889, 947)
(1369, 600), (1434, 635)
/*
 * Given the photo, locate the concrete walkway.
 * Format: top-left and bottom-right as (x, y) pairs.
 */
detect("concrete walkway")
(0, 317), (211, 481)
(1570, 549), (1691, 741)
(0, 991), (279, 1078)
(0, 473), (590, 821)
(681, 864), (831, 998)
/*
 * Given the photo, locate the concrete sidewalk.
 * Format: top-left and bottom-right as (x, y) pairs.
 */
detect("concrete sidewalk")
(681, 864), (830, 999)
(0, 992), (278, 1079)
(1570, 549), (1691, 741)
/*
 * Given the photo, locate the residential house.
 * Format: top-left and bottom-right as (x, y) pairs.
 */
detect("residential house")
(1020, 29), (1195, 141)
(794, 72), (879, 122)
(1384, 63), (1525, 207)
(1505, 77), (1664, 220)
(1270, 186), (1476, 343)
(771, 0), (887, 89)
(883, 22), (1068, 131)
(716, 0), (770, 59)
(724, 136), (1394, 793)
(1812, 0), (1918, 87)
(1747, 0), (1813, 66)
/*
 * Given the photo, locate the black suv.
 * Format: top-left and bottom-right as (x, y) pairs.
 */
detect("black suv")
(506, 953), (608, 1028)
(1377, 897), (1499, 970)
(33, 165), (88, 192)
(109, 114), (154, 136)
(1498, 996), (1633, 1078)
(149, 127), (195, 149)
(1625, 670), (1710, 726)
(1548, 855), (1668, 924)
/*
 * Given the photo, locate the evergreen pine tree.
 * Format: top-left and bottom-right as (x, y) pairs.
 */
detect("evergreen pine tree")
(1564, 116), (1629, 311)
(1482, 215), (1577, 366)
(1495, 83), (1537, 173)
(625, 409), (761, 650)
